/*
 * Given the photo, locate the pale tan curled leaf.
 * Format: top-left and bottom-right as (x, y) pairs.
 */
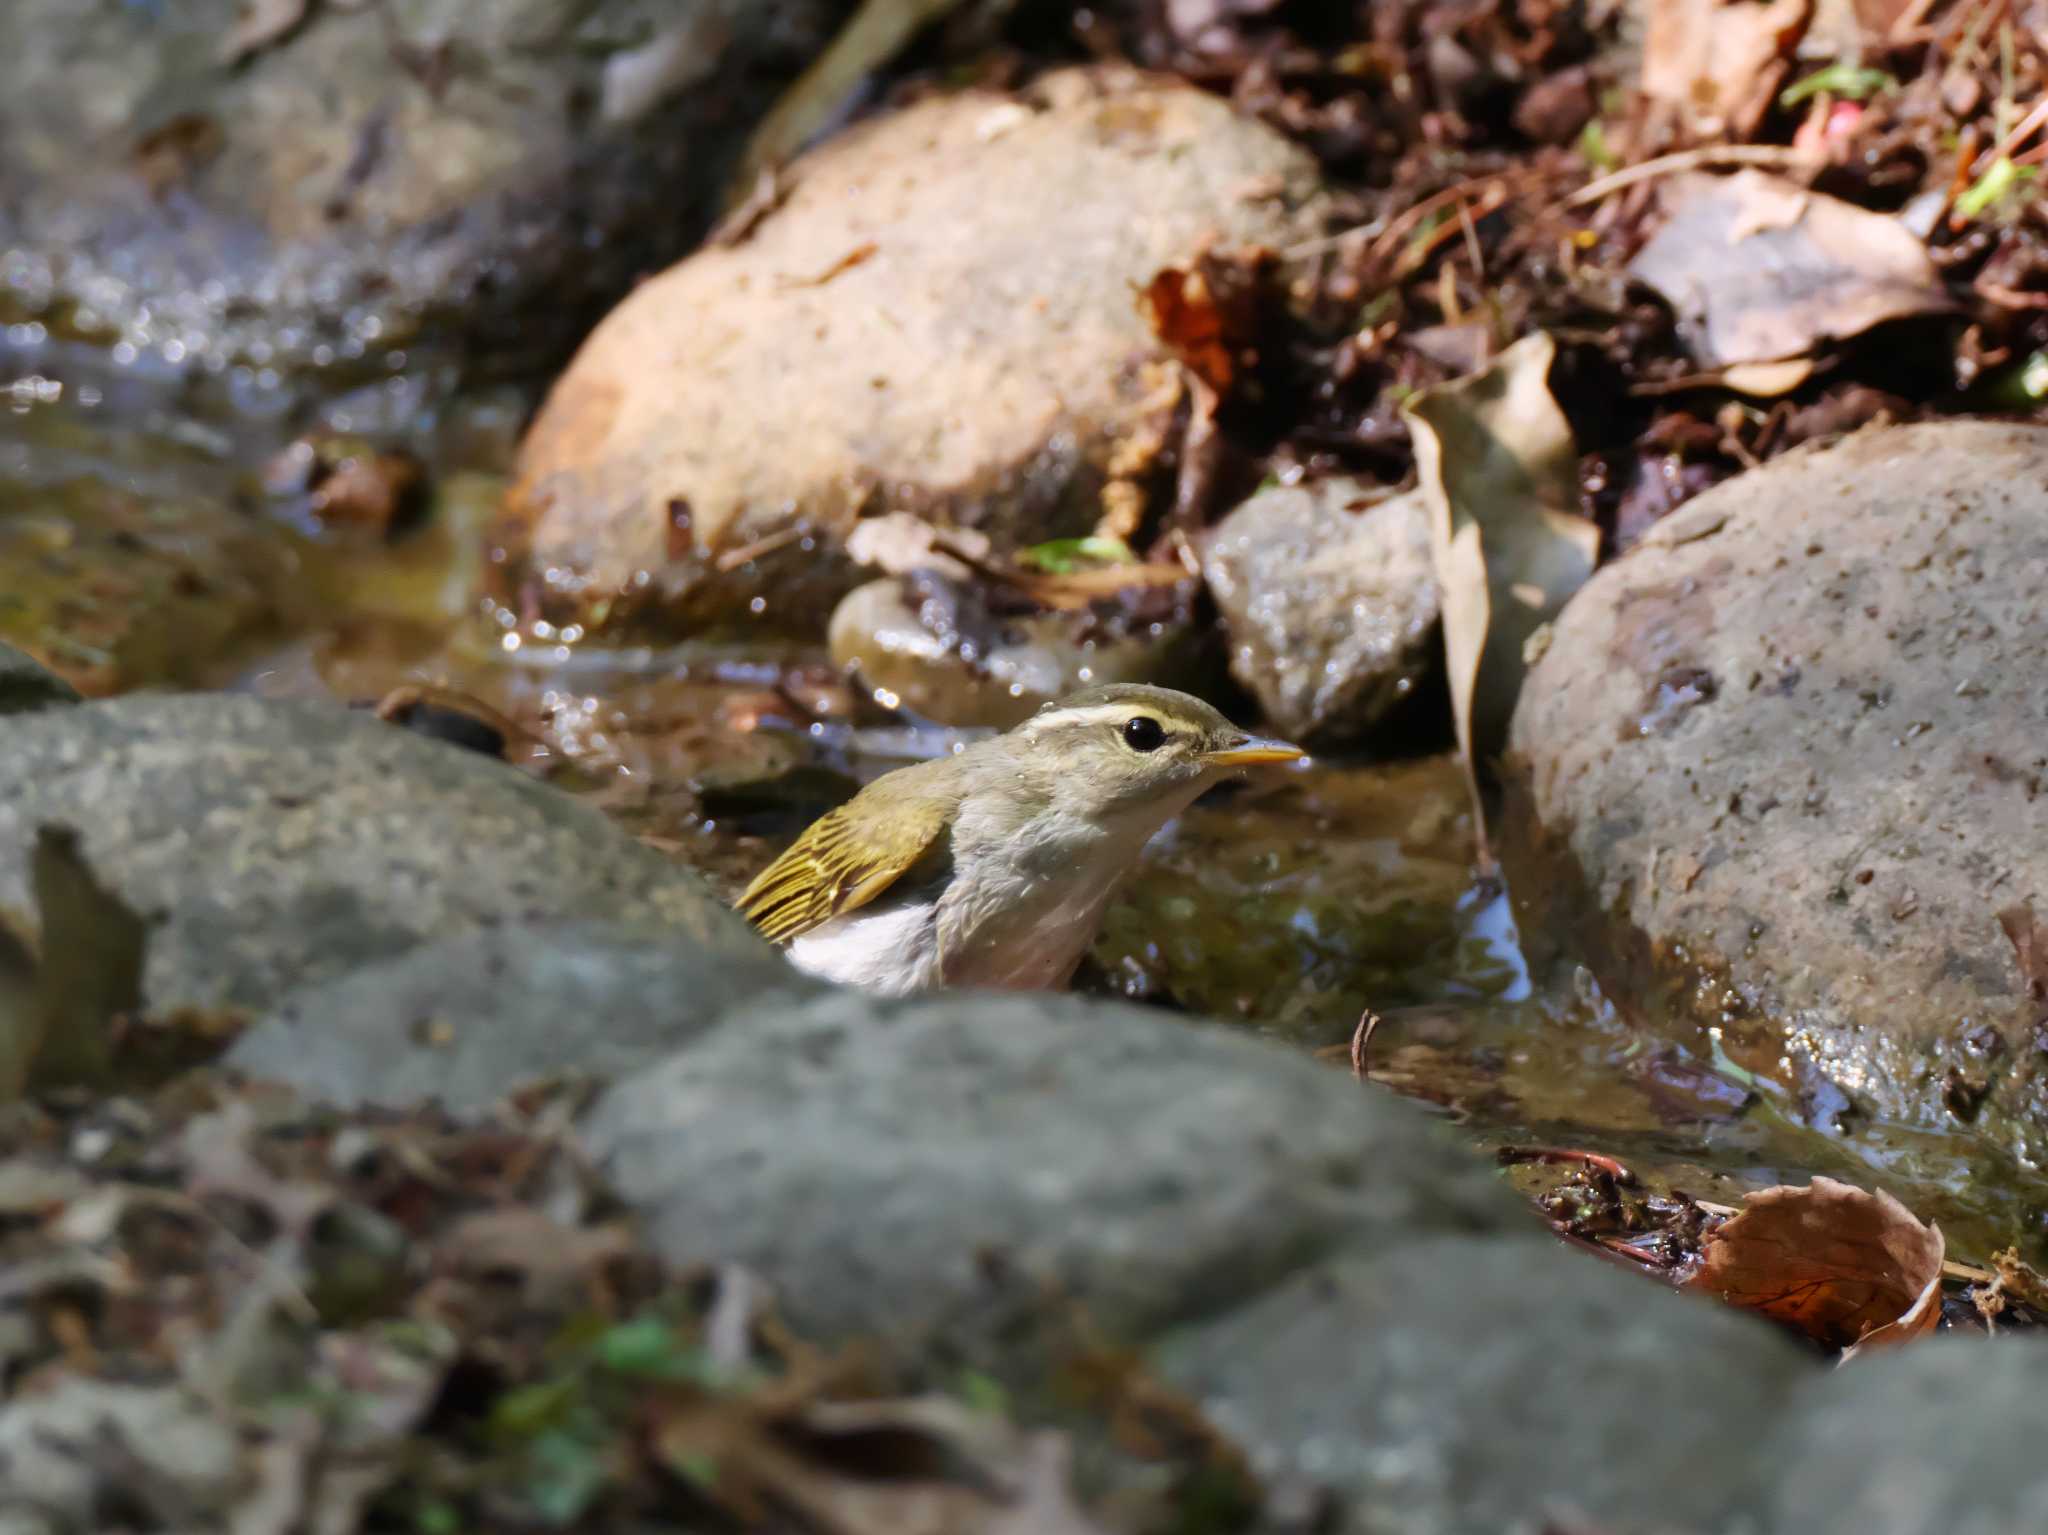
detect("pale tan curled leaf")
(1997, 900), (2048, 1019)
(1685, 1175), (1944, 1351)
(25, 826), (148, 1091)
(725, 0), (972, 207)
(1641, 0), (1812, 136)
(1719, 358), (1815, 396)
(219, 0), (311, 65)
(1402, 330), (1598, 856)
(0, 913), (36, 1103)
(1629, 170), (1954, 369)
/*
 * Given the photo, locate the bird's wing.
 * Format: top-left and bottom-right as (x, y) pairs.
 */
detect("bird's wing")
(734, 776), (955, 945)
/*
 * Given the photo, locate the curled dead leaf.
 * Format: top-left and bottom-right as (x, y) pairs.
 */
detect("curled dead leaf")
(1142, 268), (1238, 393)
(1629, 171), (1953, 369)
(1642, 0), (1812, 136)
(1685, 1176), (1944, 1353)
(1402, 331), (1599, 860)
(1997, 899), (2048, 1026)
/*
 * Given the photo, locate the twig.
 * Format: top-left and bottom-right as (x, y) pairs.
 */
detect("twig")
(1560, 145), (1813, 209)
(713, 524), (811, 572)
(1496, 1146), (1640, 1185)
(1933, 124), (1981, 235)
(1976, 278), (2048, 308)
(1972, 95), (2048, 173)
(1456, 196), (1486, 282)
(1349, 1009), (1382, 1080)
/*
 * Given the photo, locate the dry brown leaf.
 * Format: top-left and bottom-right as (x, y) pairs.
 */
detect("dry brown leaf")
(1997, 900), (2048, 1025)
(1141, 268), (1238, 393)
(1629, 170), (1953, 368)
(1686, 1176), (1944, 1351)
(1403, 331), (1599, 859)
(652, 1385), (1111, 1535)
(1641, 0), (1812, 136)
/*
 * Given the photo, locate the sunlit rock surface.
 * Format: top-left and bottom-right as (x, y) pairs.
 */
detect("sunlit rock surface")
(1507, 421), (2048, 1163)
(501, 67), (1327, 635)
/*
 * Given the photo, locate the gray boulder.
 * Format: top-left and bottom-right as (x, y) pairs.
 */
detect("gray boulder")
(1763, 1337), (2048, 1535)
(232, 919), (819, 1111)
(0, 643), (79, 715)
(1506, 421), (2048, 1176)
(586, 987), (1817, 1532)
(584, 989), (1524, 1366)
(1202, 478), (1441, 740)
(0, 0), (837, 397)
(1157, 1235), (1806, 1535)
(0, 695), (758, 1019)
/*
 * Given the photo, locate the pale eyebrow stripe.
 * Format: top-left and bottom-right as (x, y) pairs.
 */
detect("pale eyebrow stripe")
(1018, 704), (1163, 740)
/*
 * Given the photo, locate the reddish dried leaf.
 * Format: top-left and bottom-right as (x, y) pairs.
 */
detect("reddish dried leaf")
(1686, 1176), (1943, 1350)
(1142, 267), (1237, 393)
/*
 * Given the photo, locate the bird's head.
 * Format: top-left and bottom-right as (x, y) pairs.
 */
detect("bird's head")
(1005, 683), (1304, 822)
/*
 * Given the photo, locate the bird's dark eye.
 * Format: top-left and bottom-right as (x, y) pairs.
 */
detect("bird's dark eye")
(1122, 716), (1166, 752)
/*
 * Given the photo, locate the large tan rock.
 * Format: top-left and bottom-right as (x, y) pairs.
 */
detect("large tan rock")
(1505, 421), (2048, 1166)
(499, 67), (1326, 635)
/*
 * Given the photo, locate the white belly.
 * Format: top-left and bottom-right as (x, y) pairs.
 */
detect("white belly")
(781, 794), (1200, 996)
(787, 900), (943, 995)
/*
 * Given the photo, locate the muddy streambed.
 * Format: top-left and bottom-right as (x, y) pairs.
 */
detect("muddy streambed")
(3, 347), (2040, 1264)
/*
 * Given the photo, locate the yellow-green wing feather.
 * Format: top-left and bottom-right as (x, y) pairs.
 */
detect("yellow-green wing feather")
(735, 773), (955, 944)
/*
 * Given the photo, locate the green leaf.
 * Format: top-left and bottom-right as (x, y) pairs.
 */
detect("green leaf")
(670, 1450), (720, 1489)
(1779, 64), (1896, 107)
(955, 1369), (1010, 1417)
(1016, 536), (1138, 574)
(524, 1427), (612, 1527)
(490, 1377), (581, 1440)
(413, 1499), (462, 1535)
(1576, 118), (1618, 173)
(1955, 156), (2038, 221)
(594, 1317), (719, 1384)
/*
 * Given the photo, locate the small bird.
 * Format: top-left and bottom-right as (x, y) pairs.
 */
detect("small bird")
(736, 683), (1304, 994)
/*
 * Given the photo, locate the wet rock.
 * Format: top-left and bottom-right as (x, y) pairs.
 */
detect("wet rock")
(1201, 477), (1440, 740)
(0, 472), (295, 696)
(0, 642), (79, 714)
(583, 990), (1523, 1369)
(1505, 422), (2048, 1173)
(232, 920), (818, 1111)
(828, 573), (1206, 728)
(1155, 1235), (1807, 1535)
(0, 695), (755, 1020)
(1764, 1338), (2048, 1534)
(502, 67), (1326, 635)
(0, 0), (836, 397)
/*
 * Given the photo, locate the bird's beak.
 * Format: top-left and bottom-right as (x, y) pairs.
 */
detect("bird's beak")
(1205, 734), (1307, 768)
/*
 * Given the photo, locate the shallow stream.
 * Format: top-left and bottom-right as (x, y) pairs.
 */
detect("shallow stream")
(4, 337), (2039, 1263)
